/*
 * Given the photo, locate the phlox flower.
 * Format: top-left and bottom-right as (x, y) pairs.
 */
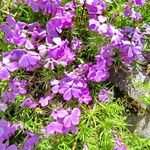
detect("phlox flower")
(0, 120), (17, 143)
(0, 52), (18, 80)
(39, 94), (54, 107)
(23, 131), (39, 150)
(18, 50), (41, 71)
(0, 143), (18, 150)
(9, 77), (27, 96)
(20, 98), (37, 109)
(98, 89), (113, 102)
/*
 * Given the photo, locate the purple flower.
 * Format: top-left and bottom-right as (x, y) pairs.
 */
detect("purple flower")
(23, 132), (39, 150)
(63, 108), (81, 128)
(20, 98), (37, 109)
(0, 53), (18, 80)
(87, 64), (109, 82)
(71, 37), (82, 50)
(9, 78), (27, 96)
(119, 40), (142, 63)
(26, 0), (61, 15)
(78, 90), (92, 104)
(98, 89), (113, 102)
(44, 108), (81, 134)
(48, 39), (76, 66)
(0, 15), (27, 47)
(52, 76), (87, 101)
(0, 143), (18, 150)
(59, 78), (85, 101)
(39, 94), (54, 107)
(1, 91), (16, 103)
(18, 50), (41, 71)
(0, 120), (17, 143)
(44, 122), (63, 134)
(85, 0), (107, 15)
(0, 103), (8, 112)
(113, 138), (127, 150)
(10, 49), (26, 60)
(124, 5), (142, 22)
(128, 0), (145, 6)
(46, 3), (75, 42)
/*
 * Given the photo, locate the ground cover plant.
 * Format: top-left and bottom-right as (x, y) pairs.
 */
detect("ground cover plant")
(0, 0), (150, 149)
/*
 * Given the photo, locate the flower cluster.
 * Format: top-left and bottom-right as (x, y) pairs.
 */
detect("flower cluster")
(44, 108), (81, 134)
(51, 70), (92, 104)
(0, 0), (148, 149)
(26, 0), (61, 15)
(124, 5), (142, 22)
(0, 120), (40, 150)
(1, 78), (27, 111)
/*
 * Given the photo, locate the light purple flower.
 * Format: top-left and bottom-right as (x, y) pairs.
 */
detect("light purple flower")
(0, 120), (17, 143)
(0, 103), (8, 112)
(0, 143), (18, 150)
(39, 94), (54, 107)
(1, 91), (16, 103)
(54, 76), (87, 101)
(44, 122), (63, 134)
(9, 77), (27, 96)
(113, 137), (127, 150)
(44, 107), (81, 134)
(124, 5), (142, 22)
(20, 98), (37, 109)
(63, 108), (81, 128)
(98, 89), (113, 102)
(26, 0), (61, 15)
(23, 132), (39, 150)
(78, 90), (92, 104)
(48, 39), (76, 66)
(18, 50), (41, 71)
(0, 53), (18, 80)
(71, 37), (82, 50)
(87, 64), (109, 82)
